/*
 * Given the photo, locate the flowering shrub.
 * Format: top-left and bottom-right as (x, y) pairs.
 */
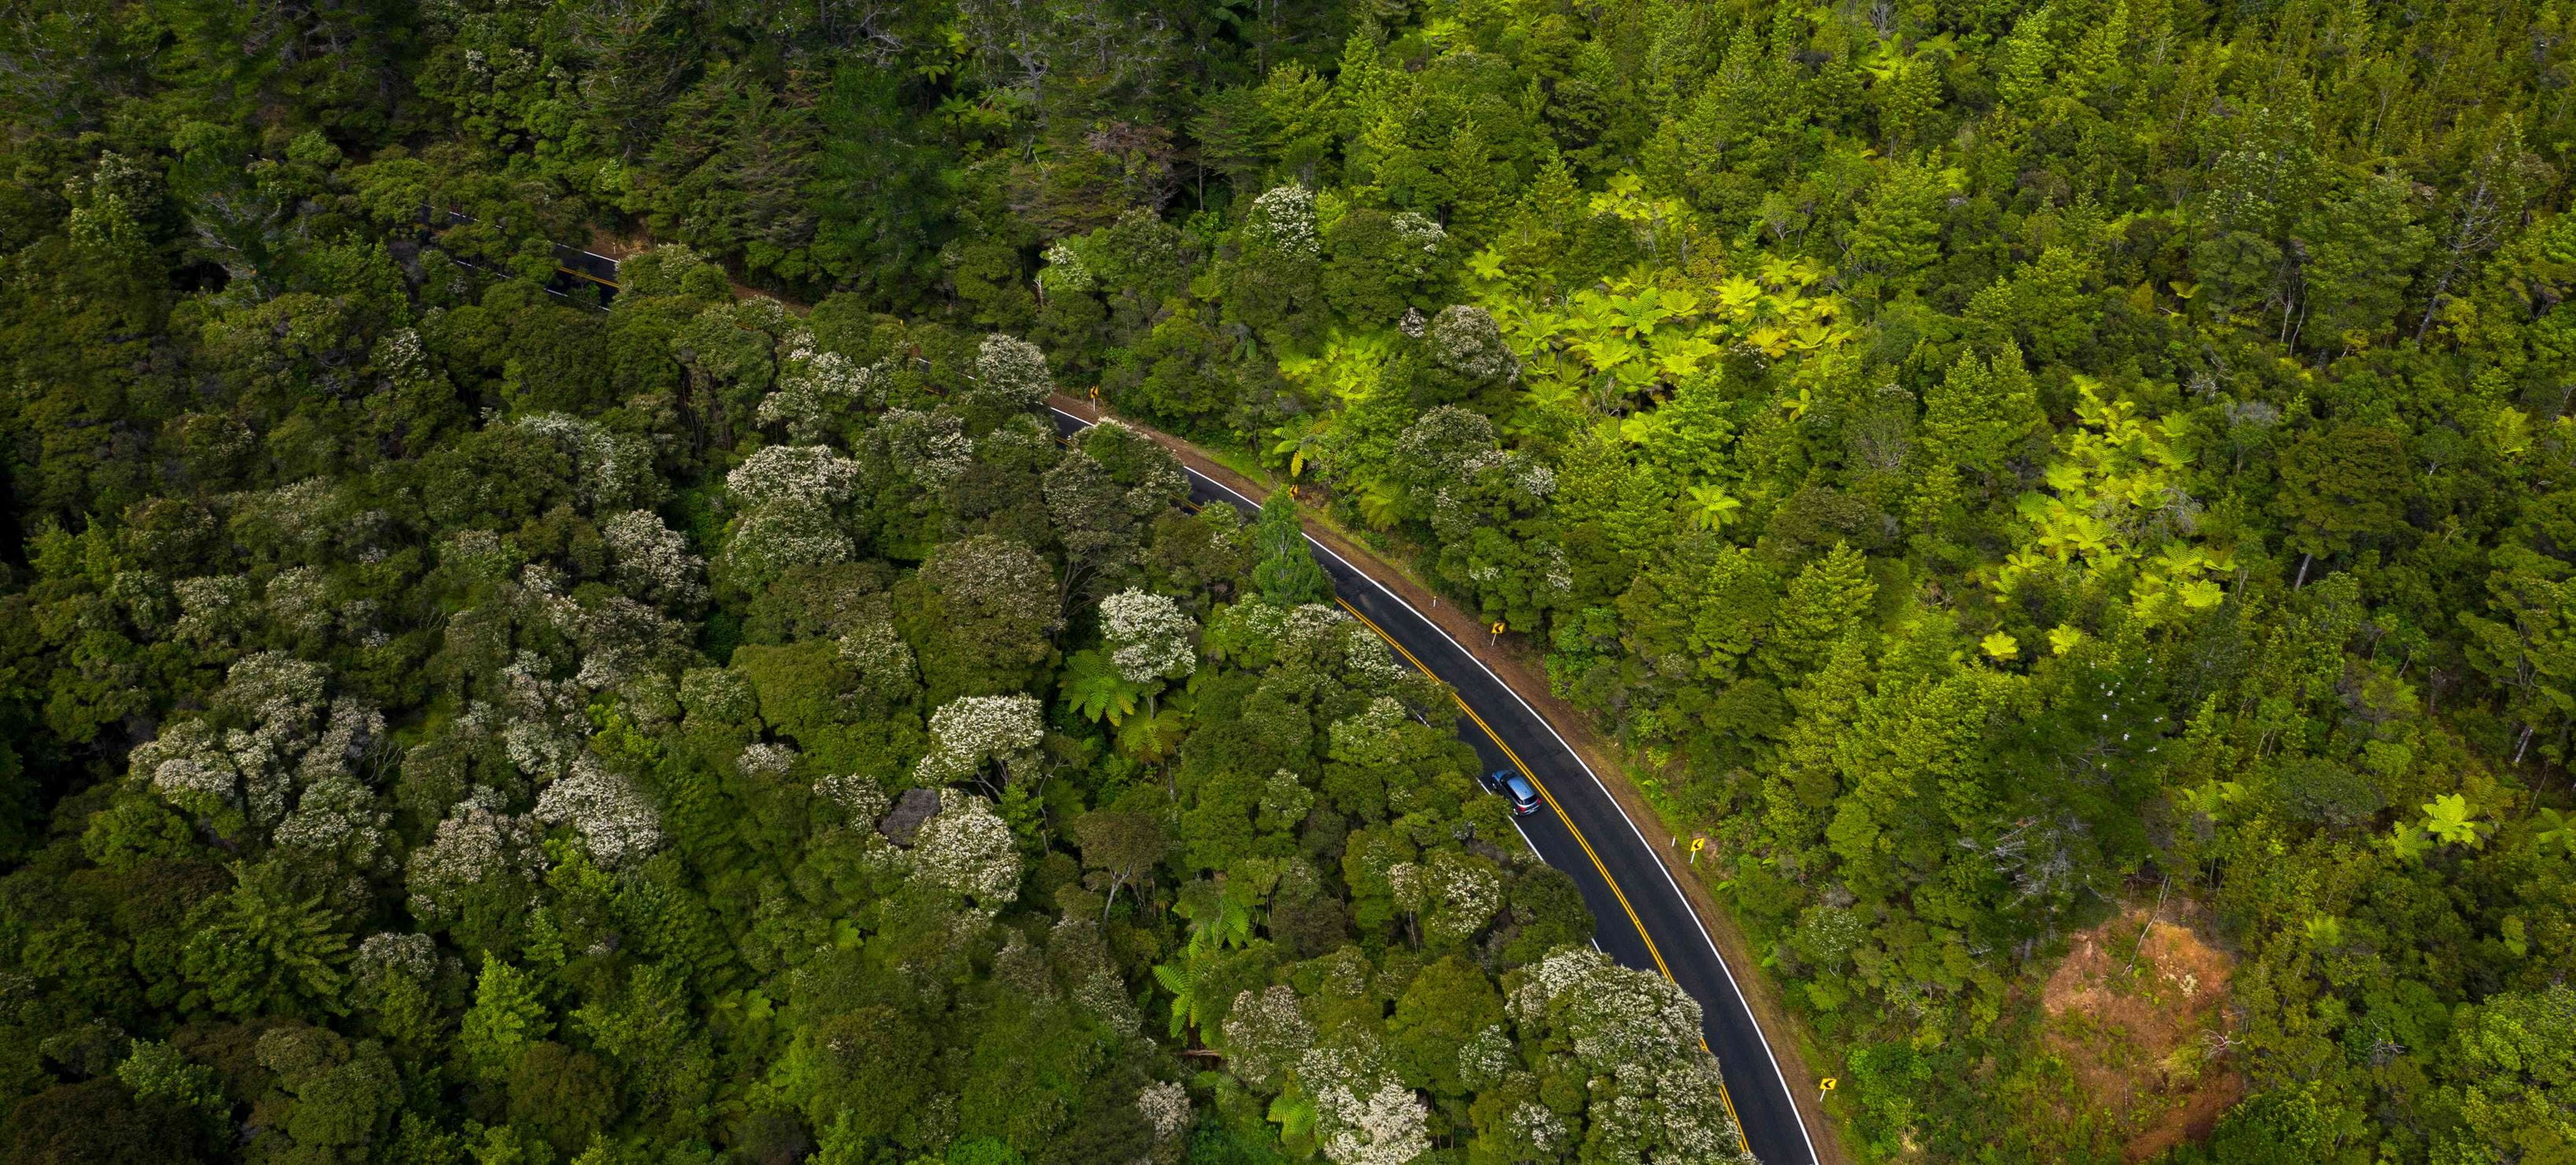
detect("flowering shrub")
(1246, 184), (1319, 259)
(1430, 304), (1518, 382)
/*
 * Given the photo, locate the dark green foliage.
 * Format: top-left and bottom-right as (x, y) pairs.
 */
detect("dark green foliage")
(1249, 491), (1330, 606)
(4, 0), (2575, 1159)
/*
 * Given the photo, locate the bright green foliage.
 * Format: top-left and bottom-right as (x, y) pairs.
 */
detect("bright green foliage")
(1058, 649), (1147, 725)
(458, 958), (552, 1084)
(2438, 986), (2576, 1161)
(1999, 379), (2231, 627)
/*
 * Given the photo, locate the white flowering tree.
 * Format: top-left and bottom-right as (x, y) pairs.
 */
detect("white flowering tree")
(837, 613), (920, 706)
(915, 693), (1044, 787)
(1245, 183), (1319, 259)
(532, 753), (664, 869)
(1505, 947), (1755, 1164)
(406, 791), (548, 933)
(909, 789), (1020, 908)
(1220, 984), (1314, 1091)
(756, 337), (885, 444)
(601, 509), (708, 614)
(723, 443), (866, 585)
(127, 652), (388, 862)
(1136, 1081), (1192, 1164)
(1284, 1042), (1430, 1165)
(1386, 848), (1505, 948)
(1429, 304), (1518, 384)
(171, 573), (258, 649)
(1102, 589), (1198, 685)
(510, 413), (658, 513)
(973, 333), (1053, 410)
(1099, 586), (1198, 736)
(897, 535), (1061, 702)
(497, 645), (591, 781)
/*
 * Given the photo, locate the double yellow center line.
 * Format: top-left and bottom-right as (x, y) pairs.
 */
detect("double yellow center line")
(1330, 597), (1671, 979)
(1087, 421), (1750, 1153)
(1328, 596), (1751, 1152)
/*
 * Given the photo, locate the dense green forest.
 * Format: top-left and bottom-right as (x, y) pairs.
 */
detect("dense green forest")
(3, 0), (2576, 1163)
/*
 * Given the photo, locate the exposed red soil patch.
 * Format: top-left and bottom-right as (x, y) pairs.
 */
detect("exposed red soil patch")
(581, 226), (648, 260)
(2040, 907), (2244, 1161)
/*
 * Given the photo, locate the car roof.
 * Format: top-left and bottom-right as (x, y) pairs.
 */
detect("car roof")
(1503, 772), (1538, 797)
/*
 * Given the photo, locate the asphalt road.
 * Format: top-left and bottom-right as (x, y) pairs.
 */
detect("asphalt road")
(469, 237), (1810, 1156)
(1051, 408), (1818, 1165)
(418, 205), (623, 307)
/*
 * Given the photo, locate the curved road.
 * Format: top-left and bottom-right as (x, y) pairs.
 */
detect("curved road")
(483, 238), (1810, 1160)
(1052, 407), (1818, 1165)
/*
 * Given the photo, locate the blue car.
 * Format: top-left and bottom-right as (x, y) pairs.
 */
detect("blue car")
(1485, 769), (1542, 816)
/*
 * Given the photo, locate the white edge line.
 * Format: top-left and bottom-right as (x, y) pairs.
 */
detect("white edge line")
(1051, 407), (1820, 1164)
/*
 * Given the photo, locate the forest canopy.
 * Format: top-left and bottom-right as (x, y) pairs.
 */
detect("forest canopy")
(3, 0), (2576, 1163)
